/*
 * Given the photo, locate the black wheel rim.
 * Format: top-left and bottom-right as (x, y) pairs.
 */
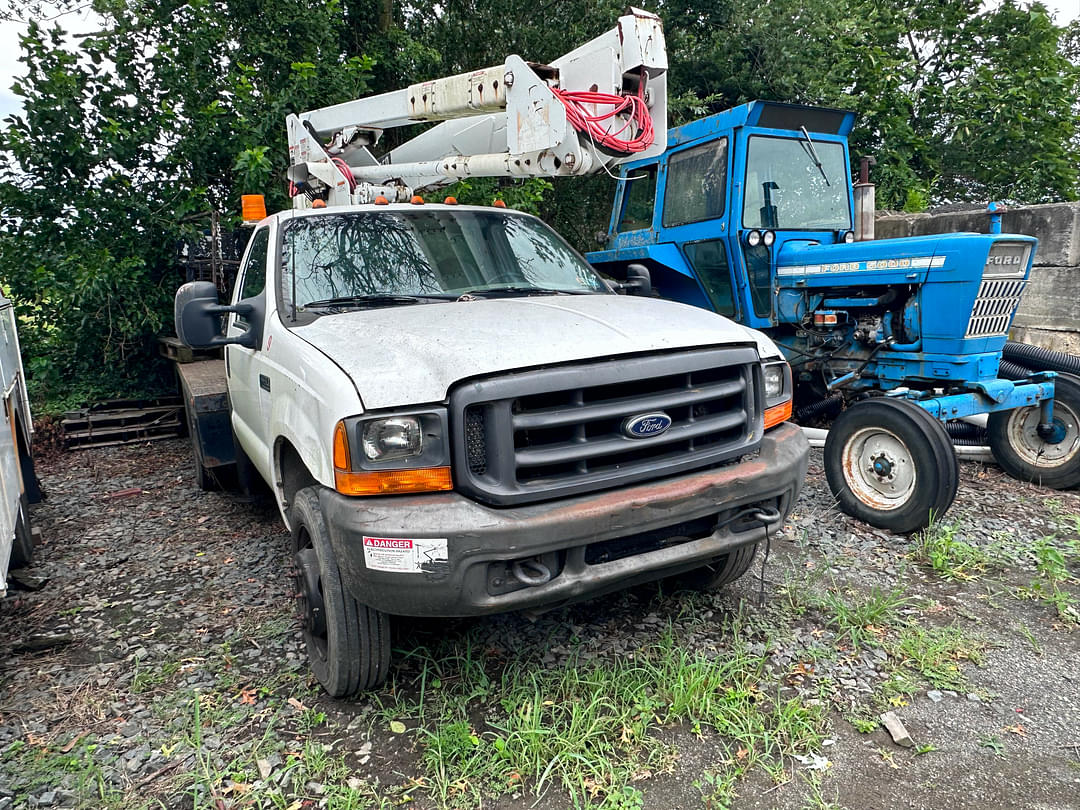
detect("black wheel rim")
(293, 529), (328, 663)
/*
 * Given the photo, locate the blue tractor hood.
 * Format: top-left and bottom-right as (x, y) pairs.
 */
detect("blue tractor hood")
(776, 234), (950, 287)
(776, 230), (1038, 359)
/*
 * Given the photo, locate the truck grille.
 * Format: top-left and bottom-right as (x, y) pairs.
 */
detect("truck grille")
(450, 347), (762, 506)
(965, 241), (1031, 339)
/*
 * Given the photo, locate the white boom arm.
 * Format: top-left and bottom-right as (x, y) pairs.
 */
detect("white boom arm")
(286, 7), (667, 206)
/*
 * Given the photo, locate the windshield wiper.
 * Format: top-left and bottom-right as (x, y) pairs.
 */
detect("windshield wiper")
(301, 294), (450, 311)
(799, 125), (831, 187)
(456, 286), (589, 299)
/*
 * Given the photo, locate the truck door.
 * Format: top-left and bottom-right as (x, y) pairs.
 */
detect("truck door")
(226, 226), (271, 471)
(658, 138), (738, 319)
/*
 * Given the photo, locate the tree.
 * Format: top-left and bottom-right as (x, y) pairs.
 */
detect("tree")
(0, 1), (407, 406)
(660, 0), (1080, 208)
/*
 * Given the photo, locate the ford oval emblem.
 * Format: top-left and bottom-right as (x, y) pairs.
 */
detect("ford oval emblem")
(622, 412), (673, 439)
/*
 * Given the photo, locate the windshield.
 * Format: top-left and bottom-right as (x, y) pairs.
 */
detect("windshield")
(280, 209), (608, 317)
(742, 135), (851, 230)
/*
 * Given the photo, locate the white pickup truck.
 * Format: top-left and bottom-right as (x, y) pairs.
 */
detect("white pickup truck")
(175, 201), (808, 693)
(175, 10), (808, 693)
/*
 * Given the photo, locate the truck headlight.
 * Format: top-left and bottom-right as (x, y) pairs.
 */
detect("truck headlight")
(363, 417), (423, 461)
(333, 409), (452, 495)
(762, 360), (793, 430)
(764, 365), (785, 399)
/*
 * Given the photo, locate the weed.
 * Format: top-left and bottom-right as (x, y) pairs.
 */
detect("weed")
(1015, 622), (1043, 655)
(844, 711), (879, 734)
(819, 585), (911, 649)
(131, 658), (181, 694)
(0, 735), (130, 809)
(911, 520), (1000, 581)
(295, 707), (328, 735)
(912, 743), (938, 756)
(694, 768), (739, 809)
(1017, 537), (1080, 623)
(892, 625), (985, 691)
(799, 771), (846, 810)
(979, 735), (1006, 757)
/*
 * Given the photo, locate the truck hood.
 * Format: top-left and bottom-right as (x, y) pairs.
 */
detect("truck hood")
(292, 294), (776, 410)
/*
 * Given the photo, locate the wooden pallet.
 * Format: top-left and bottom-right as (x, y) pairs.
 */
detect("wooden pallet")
(61, 397), (185, 449)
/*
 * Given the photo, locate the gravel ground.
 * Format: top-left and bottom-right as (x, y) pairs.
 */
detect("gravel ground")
(0, 438), (1078, 809)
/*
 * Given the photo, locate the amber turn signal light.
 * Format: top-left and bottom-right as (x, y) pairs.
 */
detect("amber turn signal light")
(335, 467), (453, 496)
(764, 399), (793, 430)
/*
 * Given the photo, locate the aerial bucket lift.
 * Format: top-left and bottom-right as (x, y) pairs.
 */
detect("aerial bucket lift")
(285, 8), (668, 205)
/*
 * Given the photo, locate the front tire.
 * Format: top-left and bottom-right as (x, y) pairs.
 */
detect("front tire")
(670, 542), (759, 591)
(291, 487), (391, 695)
(825, 398), (958, 533)
(987, 372), (1080, 489)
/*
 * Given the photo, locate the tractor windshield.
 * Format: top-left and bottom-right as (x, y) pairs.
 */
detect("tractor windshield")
(742, 135), (851, 231)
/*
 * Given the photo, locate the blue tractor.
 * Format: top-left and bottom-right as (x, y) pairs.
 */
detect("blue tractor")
(587, 100), (1080, 533)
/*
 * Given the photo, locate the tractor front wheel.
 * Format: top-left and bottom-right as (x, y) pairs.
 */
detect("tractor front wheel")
(988, 372), (1080, 490)
(825, 398), (958, 533)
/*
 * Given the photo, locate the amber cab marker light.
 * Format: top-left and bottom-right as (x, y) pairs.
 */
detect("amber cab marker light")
(764, 399), (793, 430)
(335, 467), (453, 496)
(374, 195), (389, 205)
(444, 196), (459, 205)
(311, 199), (327, 209)
(410, 195), (425, 205)
(241, 194), (267, 222)
(492, 199), (507, 208)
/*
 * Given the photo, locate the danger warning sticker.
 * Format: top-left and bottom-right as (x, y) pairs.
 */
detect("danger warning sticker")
(362, 536), (449, 574)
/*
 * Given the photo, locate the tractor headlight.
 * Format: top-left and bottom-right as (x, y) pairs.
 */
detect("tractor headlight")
(762, 230), (776, 247)
(746, 229), (762, 247)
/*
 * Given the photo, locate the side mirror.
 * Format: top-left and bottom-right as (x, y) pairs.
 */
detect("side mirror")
(174, 281), (262, 350)
(623, 263), (653, 297)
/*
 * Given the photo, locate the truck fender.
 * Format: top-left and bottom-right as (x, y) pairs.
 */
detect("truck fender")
(269, 391), (338, 530)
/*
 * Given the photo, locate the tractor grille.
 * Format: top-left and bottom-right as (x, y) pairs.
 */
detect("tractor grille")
(965, 278), (1027, 338)
(450, 348), (763, 506)
(964, 241), (1031, 338)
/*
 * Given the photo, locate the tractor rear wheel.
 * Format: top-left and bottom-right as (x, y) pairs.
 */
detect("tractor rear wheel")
(988, 372), (1080, 489)
(825, 398), (958, 533)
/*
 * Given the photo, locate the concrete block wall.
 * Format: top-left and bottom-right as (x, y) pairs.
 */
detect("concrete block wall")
(876, 202), (1080, 354)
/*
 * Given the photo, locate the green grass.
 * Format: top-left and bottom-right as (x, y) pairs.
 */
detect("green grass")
(891, 624), (985, 691)
(0, 735), (130, 810)
(395, 621), (827, 808)
(818, 585), (912, 649)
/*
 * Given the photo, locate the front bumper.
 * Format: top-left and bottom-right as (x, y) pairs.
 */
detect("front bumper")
(321, 421), (808, 617)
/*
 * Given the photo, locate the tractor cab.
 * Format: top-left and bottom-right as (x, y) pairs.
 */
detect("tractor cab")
(591, 101), (857, 330)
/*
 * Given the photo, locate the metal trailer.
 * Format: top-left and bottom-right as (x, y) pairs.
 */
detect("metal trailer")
(0, 292), (39, 596)
(587, 100), (1079, 533)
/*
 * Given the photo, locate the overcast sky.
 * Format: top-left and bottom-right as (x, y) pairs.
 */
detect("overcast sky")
(1, 0), (1078, 121)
